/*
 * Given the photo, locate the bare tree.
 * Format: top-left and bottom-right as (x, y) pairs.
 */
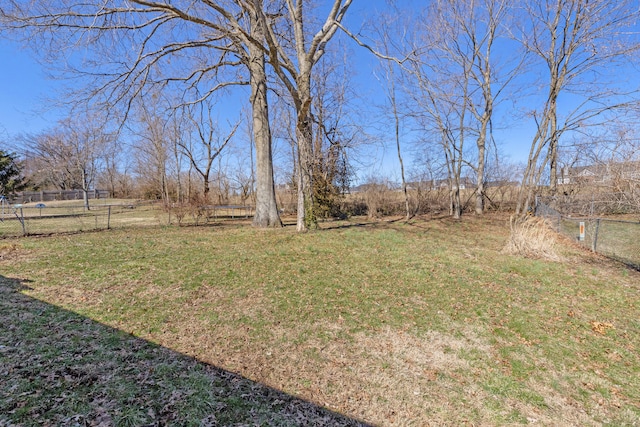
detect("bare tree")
(515, 0), (640, 215)
(258, 0), (353, 231)
(446, 0), (519, 215)
(372, 11), (411, 220)
(23, 113), (113, 209)
(407, 10), (472, 219)
(1, 0), (282, 226)
(309, 47), (360, 219)
(177, 100), (240, 201)
(130, 99), (173, 203)
(406, 0), (520, 217)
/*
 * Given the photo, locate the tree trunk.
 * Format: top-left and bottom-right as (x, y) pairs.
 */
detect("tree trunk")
(391, 77), (410, 220)
(295, 68), (316, 232)
(249, 11), (282, 228)
(81, 168), (90, 211)
(203, 178), (209, 197)
(83, 189), (90, 211)
(475, 137), (486, 215)
(296, 113), (315, 231)
(475, 79), (492, 215)
(548, 98), (559, 195)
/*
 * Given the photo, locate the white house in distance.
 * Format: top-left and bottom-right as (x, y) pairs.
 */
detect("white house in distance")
(558, 161), (640, 185)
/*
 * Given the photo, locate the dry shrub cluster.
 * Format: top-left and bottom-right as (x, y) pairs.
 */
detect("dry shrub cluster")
(503, 215), (562, 261)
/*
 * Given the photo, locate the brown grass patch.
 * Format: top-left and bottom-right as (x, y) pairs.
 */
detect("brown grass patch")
(0, 242), (32, 262)
(503, 215), (562, 261)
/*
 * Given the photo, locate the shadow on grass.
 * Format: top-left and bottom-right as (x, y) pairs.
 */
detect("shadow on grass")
(0, 275), (372, 427)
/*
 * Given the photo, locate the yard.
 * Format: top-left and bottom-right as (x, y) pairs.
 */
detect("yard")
(1, 214), (639, 426)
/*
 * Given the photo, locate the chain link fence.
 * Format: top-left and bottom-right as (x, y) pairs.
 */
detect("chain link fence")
(536, 197), (640, 269)
(0, 202), (254, 238)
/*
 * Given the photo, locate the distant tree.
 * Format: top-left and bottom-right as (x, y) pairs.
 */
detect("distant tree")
(129, 98), (174, 203)
(0, 150), (28, 197)
(177, 100), (240, 201)
(24, 114), (114, 210)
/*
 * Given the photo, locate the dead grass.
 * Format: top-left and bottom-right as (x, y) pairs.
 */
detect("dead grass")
(503, 215), (563, 261)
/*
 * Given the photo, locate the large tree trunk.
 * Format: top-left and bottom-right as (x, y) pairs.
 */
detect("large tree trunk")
(295, 70), (316, 231)
(296, 112), (315, 231)
(249, 10), (282, 228)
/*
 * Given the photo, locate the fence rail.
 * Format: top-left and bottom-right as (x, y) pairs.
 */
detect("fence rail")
(11, 189), (111, 204)
(536, 197), (640, 269)
(0, 202), (254, 238)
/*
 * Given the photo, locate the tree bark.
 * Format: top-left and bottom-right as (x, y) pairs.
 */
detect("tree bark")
(249, 9), (282, 228)
(296, 110), (315, 231)
(295, 67), (316, 231)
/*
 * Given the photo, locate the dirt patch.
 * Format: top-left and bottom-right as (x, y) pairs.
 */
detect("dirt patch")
(0, 242), (32, 263)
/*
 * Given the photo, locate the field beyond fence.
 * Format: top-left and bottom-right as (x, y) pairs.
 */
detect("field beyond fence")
(536, 197), (640, 269)
(0, 200), (254, 237)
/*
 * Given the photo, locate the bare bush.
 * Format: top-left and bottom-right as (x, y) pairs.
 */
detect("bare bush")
(359, 182), (404, 219)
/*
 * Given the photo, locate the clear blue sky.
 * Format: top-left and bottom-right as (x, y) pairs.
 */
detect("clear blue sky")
(0, 1), (533, 168)
(0, 34), (578, 187)
(0, 39), (63, 145)
(2, 2), (630, 181)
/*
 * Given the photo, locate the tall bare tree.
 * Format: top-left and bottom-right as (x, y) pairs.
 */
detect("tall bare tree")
(515, 0), (640, 215)
(406, 0), (519, 217)
(130, 99), (173, 203)
(1, 0), (282, 226)
(445, 0), (518, 215)
(310, 48), (358, 219)
(407, 5), (473, 219)
(258, 0), (353, 231)
(373, 13), (411, 220)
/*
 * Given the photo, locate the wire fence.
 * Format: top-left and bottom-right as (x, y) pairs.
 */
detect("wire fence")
(536, 197), (640, 269)
(0, 202), (254, 238)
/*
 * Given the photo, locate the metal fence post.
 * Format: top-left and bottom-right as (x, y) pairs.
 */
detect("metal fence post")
(19, 208), (26, 236)
(107, 206), (111, 230)
(592, 218), (600, 253)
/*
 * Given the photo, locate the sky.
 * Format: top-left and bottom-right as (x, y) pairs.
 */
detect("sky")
(2, 1), (633, 184)
(0, 39), (63, 143)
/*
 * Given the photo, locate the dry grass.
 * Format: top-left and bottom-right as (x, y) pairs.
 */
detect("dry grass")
(503, 215), (562, 261)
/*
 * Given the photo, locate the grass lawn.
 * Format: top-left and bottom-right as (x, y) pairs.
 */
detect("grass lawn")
(1, 214), (639, 426)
